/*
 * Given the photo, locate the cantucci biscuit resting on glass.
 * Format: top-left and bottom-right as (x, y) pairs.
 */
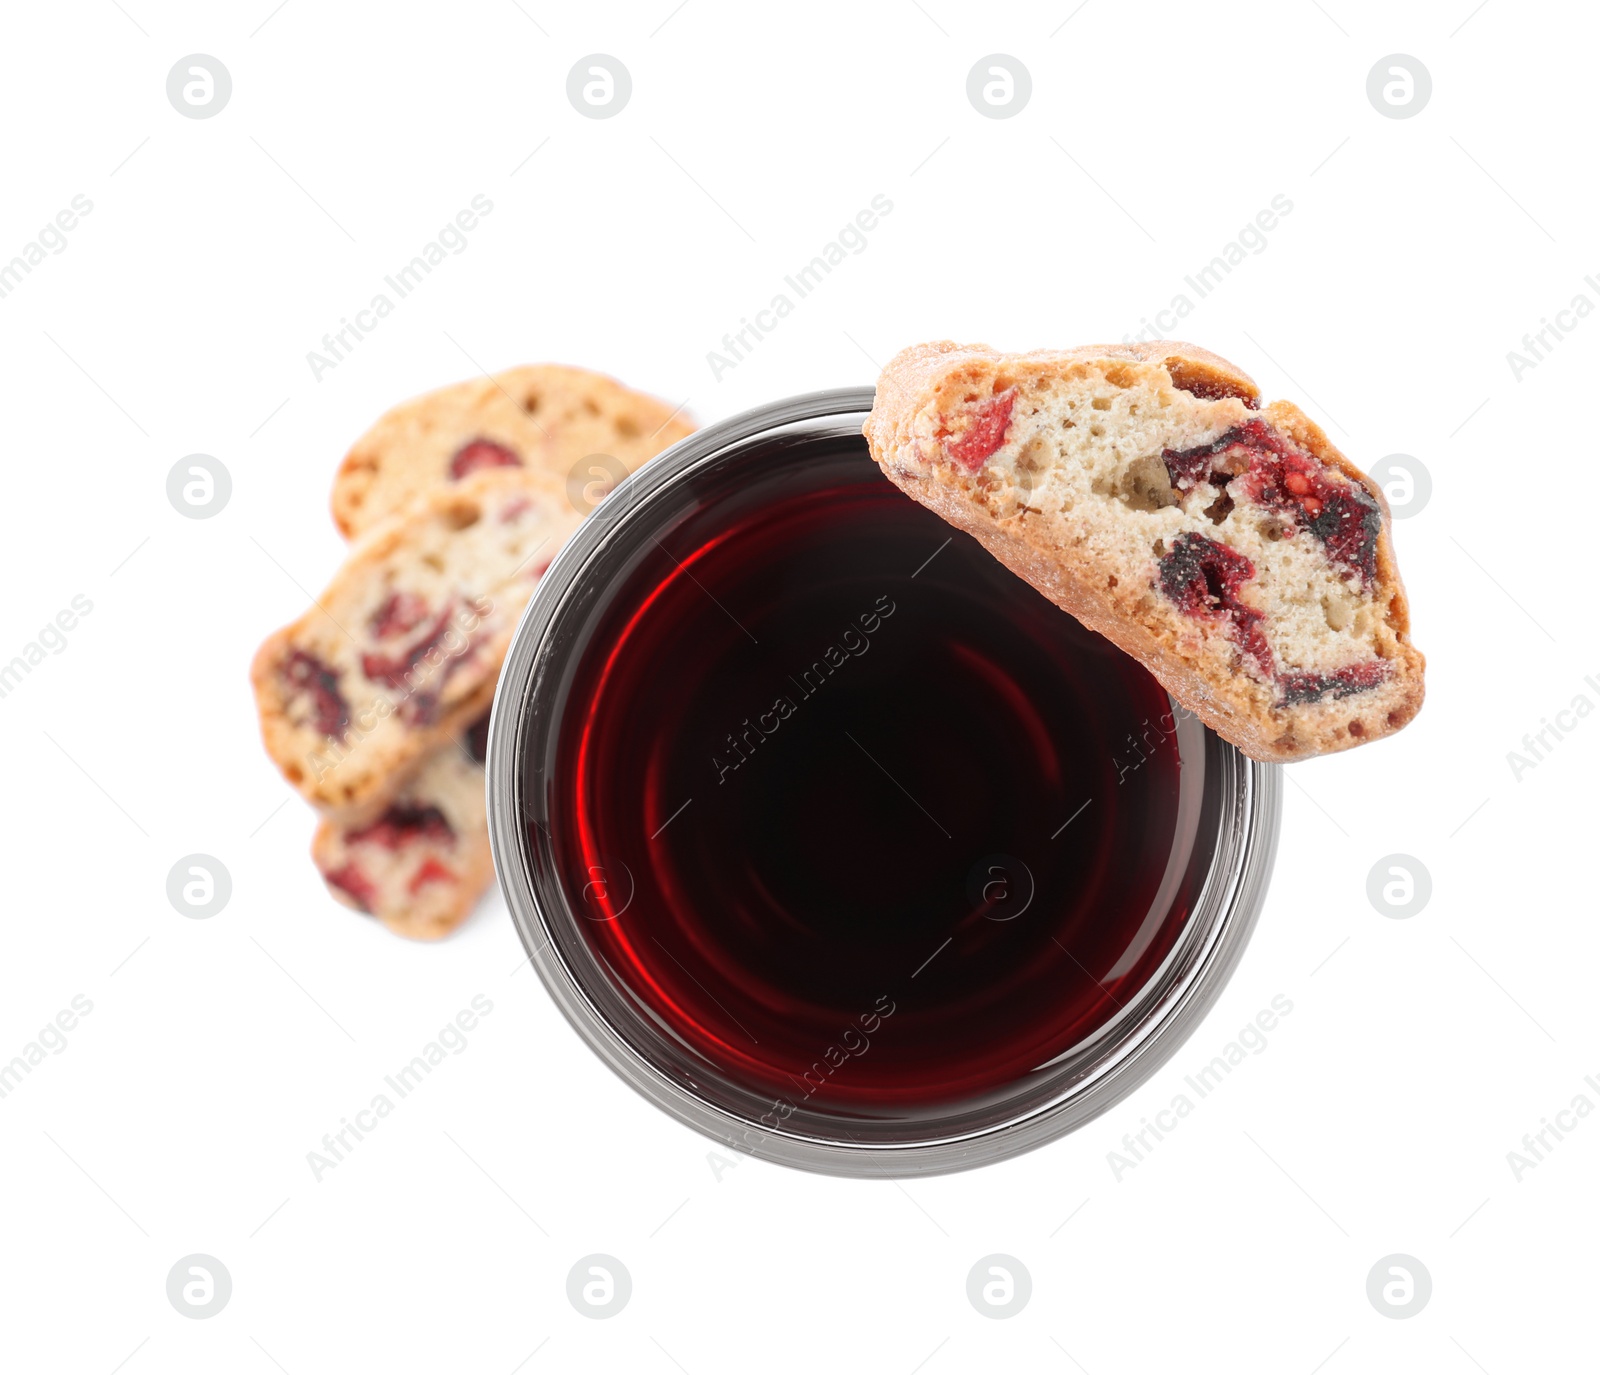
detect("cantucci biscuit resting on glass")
(864, 341), (1424, 762)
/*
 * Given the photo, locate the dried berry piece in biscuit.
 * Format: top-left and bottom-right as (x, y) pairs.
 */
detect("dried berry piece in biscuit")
(449, 437), (522, 479)
(281, 650), (350, 743)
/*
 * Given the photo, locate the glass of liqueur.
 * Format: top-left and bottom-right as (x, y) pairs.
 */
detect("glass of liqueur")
(487, 390), (1280, 1176)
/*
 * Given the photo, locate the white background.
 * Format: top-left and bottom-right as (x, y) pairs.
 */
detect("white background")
(0, 1), (1593, 1370)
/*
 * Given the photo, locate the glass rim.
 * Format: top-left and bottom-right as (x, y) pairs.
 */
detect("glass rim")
(486, 387), (1282, 1178)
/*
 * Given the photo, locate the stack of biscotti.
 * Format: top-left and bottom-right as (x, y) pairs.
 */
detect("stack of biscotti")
(251, 366), (693, 939)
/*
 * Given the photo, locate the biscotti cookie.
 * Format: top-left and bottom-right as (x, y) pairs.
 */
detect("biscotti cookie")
(312, 717), (492, 940)
(252, 469), (579, 819)
(863, 341), (1424, 762)
(330, 364), (695, 537)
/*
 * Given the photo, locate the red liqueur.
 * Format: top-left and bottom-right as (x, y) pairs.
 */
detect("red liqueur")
(544, 441), (1209, 1118)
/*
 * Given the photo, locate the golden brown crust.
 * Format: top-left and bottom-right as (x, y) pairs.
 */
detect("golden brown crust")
(867, 340), (1260, 448)
(865, 342), (1425, 763)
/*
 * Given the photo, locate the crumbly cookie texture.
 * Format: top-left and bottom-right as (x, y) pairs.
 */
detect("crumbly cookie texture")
(252, 469), (579, 820)
(330, 363), (694, 537)
(863, 340), (1424, 762)
(313, 717), (492, 941)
